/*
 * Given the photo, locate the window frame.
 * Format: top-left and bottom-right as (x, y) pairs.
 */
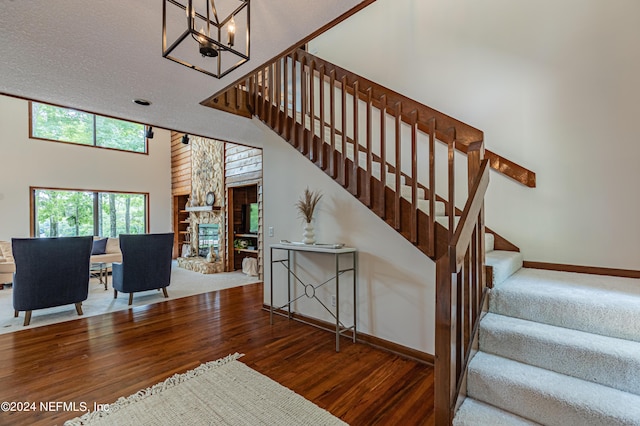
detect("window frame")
(29, 101), (150, 155)
(30, 186), (150, 238)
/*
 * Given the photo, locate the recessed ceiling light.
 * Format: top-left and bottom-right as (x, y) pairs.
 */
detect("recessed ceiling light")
(133, 99), (151, 106)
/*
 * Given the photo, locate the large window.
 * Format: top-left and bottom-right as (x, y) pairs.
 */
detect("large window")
(30, 102), (148, 153)
(33, 188), (148, 238)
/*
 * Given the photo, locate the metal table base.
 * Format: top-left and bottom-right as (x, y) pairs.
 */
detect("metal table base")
(270, 243), (357, 352)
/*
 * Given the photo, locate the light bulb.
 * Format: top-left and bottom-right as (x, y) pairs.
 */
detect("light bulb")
(227, 16), (236, 46)
(198, 27), (207, 43)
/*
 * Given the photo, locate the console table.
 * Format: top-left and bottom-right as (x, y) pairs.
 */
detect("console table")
(270, 243), (357, 352)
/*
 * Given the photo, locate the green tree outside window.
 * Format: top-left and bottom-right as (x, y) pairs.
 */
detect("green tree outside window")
(31, 102), (147, 153)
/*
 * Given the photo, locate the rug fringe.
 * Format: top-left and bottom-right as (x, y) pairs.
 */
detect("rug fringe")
(64, 353), (244, 426)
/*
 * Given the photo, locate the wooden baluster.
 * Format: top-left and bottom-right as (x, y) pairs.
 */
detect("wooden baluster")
(410, 110), (418, 243)
(319, 65), (326, 170)
(341, 75), (348, 188)
(254, 75), (259, 114)
(394, 102), (402, 231)
(300, 56), (308, 155)
(471, 227), (478, 332)
(468, 144), (485, 300)
(365, 88), (373, 207)
(329, 70), (337, 179)
(275, 59), (282, 135)
(379, 94), (387, 219)
(447, 133), (456, 239)
(291, 51), (298, 147)
(260, 68), (266, 121)
(242, 80), (249, 113)
(309, 60), (316, 162)
(428, 117), (436, 256)
(456, 269), (463, 380)
(463, 248), (471, 361)
(352, 81), (360, 197)
(268, 64), (275, 127)
(284, 57), (290, 138)
(251, 71), (260, 117)
(265, 65), (270, 122)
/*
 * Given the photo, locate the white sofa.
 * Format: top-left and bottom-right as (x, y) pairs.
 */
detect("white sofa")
(0, 237), (122, 287)
(0, 240), (15, 285)
(90, 237), (122, 264)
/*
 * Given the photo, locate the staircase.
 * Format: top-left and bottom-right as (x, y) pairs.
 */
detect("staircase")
(206, 47), (549, 425)
(454, 267), (640, 425)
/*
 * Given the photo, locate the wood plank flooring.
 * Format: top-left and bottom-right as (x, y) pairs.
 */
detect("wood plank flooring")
(0, 283), (435, 425)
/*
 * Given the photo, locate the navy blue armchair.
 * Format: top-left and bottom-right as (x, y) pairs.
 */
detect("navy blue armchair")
(12, 236), (92, 326)
(112, 233), (174, 305)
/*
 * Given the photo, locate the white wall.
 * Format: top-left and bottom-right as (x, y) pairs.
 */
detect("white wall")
(309, 0), (640, 270)
(0, 95), (172, 240)
(261, 120), (435, 354)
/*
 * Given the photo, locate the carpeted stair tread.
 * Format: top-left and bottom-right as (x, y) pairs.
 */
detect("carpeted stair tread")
(467, 352), (640, 426)
(417, 199), (446, 216)
(490, 268), (640, 342)
(485, 233), (495, 252)
(485, 251), (523, 286)
(454, 398), (541, 426)
(480, 312), (640, 395)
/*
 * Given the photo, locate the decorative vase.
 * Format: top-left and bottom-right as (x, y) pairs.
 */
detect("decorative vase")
(303, 222), (315, 244)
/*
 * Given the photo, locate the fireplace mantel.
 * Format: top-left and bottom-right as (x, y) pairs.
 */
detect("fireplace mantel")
(185, 205), (222, 212)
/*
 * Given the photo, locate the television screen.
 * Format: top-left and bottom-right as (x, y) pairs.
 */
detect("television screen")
(248, 203), (259, 233)
(242, 203), (259, 234)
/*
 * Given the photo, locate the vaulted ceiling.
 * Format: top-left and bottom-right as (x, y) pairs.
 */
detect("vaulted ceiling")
(0, 0), (366, 146)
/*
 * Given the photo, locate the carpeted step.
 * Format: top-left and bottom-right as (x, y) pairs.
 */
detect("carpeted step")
(480, 312), (640, 395)
(417, 200), (446, 216)
(435, 216), (460, 229)
(485, 250), (523, 286)
(485, 233), (495, 253)
(436, 217), (497, 254)
(489, 268), (640, 342)
(387, 181), (426, 200)
(454, 398), (540, 426)
(467, 351), (640, 426)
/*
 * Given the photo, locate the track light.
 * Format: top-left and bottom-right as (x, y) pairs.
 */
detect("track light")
(145, 126), (154, 139)
(181, 134), (190, 144)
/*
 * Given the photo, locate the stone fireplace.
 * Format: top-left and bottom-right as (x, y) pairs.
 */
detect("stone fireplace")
(176, 135), (226, 274)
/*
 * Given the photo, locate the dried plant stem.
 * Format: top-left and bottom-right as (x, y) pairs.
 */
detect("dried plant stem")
(296, 188), (323, 223)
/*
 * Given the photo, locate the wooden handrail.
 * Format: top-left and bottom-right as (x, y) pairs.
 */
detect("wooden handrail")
(205, 48), (535, 187)
(293, 49), (535, 188)
(435, 159), (489, 425)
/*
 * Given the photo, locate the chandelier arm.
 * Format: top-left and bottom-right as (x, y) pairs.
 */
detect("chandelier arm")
(209, 0), (220, 25)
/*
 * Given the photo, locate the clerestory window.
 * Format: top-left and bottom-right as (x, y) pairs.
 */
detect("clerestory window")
(30, 102), (148, 154)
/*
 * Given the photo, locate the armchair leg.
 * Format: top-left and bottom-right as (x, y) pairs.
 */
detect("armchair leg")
(23, 311), (32, 326)
(128, 293), (133, 305)
(162, 287), (169, 298)
(114, 289), (118, 299)
(14, 310), (18, 318)
(75, 302), (83, 316)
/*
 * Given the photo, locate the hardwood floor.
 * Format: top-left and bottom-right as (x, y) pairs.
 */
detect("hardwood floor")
(0, 283), (435, 425)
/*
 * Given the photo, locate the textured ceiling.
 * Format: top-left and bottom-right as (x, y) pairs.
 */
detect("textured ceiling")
(0, 0), (364, 146)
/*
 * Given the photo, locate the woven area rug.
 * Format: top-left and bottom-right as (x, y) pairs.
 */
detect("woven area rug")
(65, 354), (347, 426)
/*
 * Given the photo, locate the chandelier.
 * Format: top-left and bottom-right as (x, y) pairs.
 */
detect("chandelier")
(162, 0), (250, 79)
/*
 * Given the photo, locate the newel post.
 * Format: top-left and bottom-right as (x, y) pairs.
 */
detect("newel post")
(467, 140), (486, 293)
